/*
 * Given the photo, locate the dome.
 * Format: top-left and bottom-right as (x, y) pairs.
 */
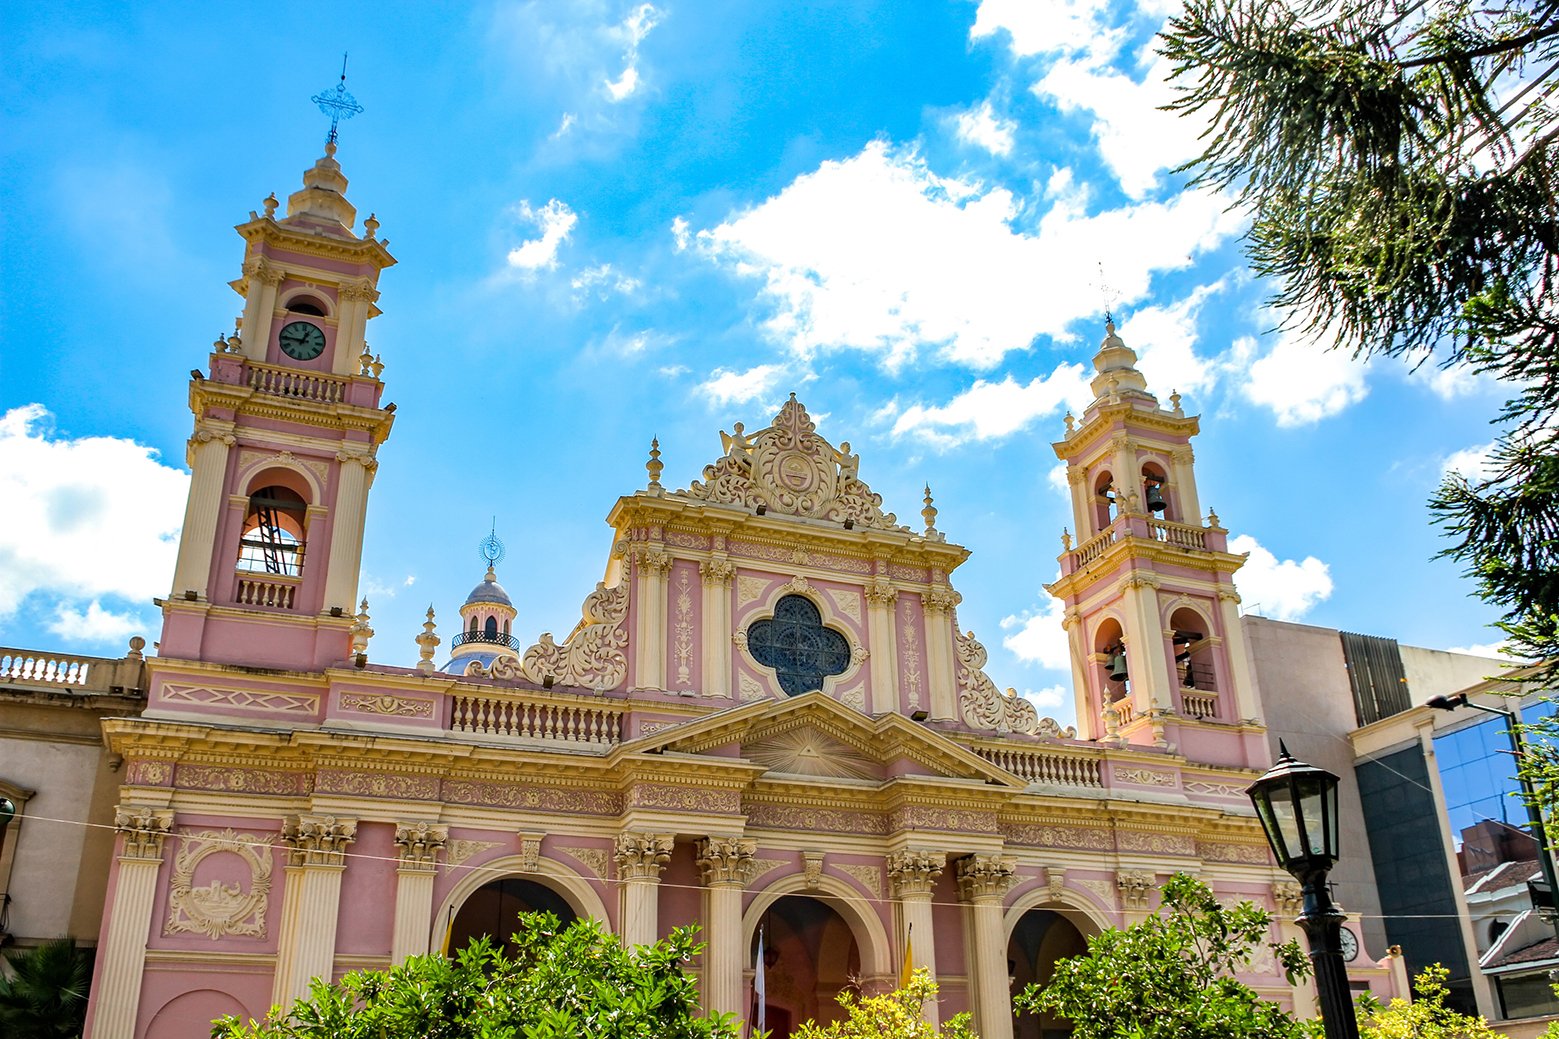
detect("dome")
(439, 649), (505, 675)
(464, 566), (513, 608)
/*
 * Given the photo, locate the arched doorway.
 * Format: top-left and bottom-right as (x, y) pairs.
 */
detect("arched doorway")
(1009, 908), (1088, 1039)
(750, 895), (861, 1039)
(447, 876), (577, 958)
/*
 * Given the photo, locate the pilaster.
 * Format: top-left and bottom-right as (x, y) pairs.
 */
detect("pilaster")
(615, 832), (674, 947)
(633, 547), (671, 691)
(88, 806), (174, 1039)
(958, 854), (1017, 1039)
(271, 815), (356, 1008)
(320, 453), (373, 615)
(238, 257), (284, 362)
(1217, 588), (1260, 723)
(866, 574), (900, 713)
(170, 429), (236, 599)
(922, 585), (960, 721)
(391, 822), (447, 962)
(700, 559), (735, 698)
(697, 836), (756, 1016)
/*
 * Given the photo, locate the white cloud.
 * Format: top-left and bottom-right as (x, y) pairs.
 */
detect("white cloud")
(1228, 533), (1333, 621)
(1116, 282), (1225, 400)
(1001, 597), (1072, 670)
(604, 3), (661, 102)
(971, 0), (1122, 59)
(1410, 358), (1500, 400)
(1241, 331), (1370, 427)
(696, 141), (1243, 371)
(0, 404), (186, 622)
(552, 112), (576, 138)
(1443, 640), (1519, 660)
(658, 364), (690, 378)
(1442, 441), (1497, 482)
(46, 600), (146, 647)
(571, 263), (641, 298)
(671, 216), (691, 251)
(1021, 685), (1068, 710)
(954, 100), (1017, 156)
(891, 365), (1092, 448)
(697, 364), (789, 408)
(506, 199), (577, 271)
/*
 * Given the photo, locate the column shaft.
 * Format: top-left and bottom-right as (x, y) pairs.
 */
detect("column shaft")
(970, 897), (1013, 1039)
(321, 458), (369, 614)
(700, 562), (734, 697)
(89, 859), (161, 1039)
(705, 883), (744, 1015)
(170, 435), (233, 598)
(866, 591), (899, 713)
(923, 596), (958, 721)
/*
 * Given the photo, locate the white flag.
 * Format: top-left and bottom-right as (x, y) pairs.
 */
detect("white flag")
(754, 925), (767, 1036)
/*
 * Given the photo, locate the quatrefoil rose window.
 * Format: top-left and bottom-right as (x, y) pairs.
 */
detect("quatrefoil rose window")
(746, 595), (851, 696)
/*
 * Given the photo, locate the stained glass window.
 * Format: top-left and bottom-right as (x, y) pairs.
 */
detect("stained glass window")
(746, 594), (850, 696)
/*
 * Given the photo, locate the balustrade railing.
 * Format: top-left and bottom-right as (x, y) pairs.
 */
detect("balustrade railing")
(247, 362), (347, 404)
(233, 573), (300, 609)
(970, 743), (1103, 788)
(1, 644), (145, 696)
(1, 651), (92, 686)
(1180, 691), (1219, 720)
(1146, 518), (1208, 549)
(451, 630), (523, 651)
(449, 688), (623, 745)
(1073, 526), (1119, 568)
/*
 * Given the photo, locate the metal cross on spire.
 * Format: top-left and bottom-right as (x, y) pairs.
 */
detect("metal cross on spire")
(478, 522), (506, 569)
(310, 53), (364, 146)
(1095, 260), (1120, 326)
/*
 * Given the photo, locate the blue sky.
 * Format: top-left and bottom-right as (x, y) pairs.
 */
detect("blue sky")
(0, 1), (1510, 723)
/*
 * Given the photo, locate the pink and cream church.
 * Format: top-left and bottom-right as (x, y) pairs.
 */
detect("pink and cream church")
(49, 137), (1381, 1038)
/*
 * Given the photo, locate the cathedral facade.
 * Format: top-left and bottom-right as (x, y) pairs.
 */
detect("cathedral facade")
(81, 144), (1350, 1039)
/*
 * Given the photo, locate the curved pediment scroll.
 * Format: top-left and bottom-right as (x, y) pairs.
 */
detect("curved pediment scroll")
(955, 630), (1076, 739)
(683, 394), (902, 530)
(469, 580), (629, 691)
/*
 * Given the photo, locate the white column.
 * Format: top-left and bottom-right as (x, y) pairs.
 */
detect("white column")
(1217, 588), (1262, 723)
(922, 586), (960, 721)
(697, 836), (756, 1017)
(331, 282), (378, 376)
(87, 807), (173, 1039)
(170, 431), (235, 598)
(699, 559), (735, 697)
(866, 580), (899, 713)
(888, 851), (945, 1025)
(239, 259), (283, 362)
(958, 855), (1017, 1039)
(633, 548), (671, 691)
(1061, 607), (1095, 740)
(615, 832), (673, 947)
(321, 454), (373, 614)
(271, 816), (356, 1009)
(391, 823), (447, 963)
(1120, 576), (1171, 713)
(1170, 446), (1200, 525)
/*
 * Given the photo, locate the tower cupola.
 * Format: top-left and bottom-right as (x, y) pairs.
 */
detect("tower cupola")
(443, 534), (522, 675)
(1086, 319), (1154, 408)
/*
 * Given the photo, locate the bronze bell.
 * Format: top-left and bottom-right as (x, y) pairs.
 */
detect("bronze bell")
(1107, 651), (1129, 682)
(1145, 482), (1167, 513)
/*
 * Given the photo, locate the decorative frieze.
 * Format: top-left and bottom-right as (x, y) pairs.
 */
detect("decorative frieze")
(161, 683), (319, 714)
(891, 805), (998, 834)
(627, 783), (742, 813)
(443, 780), (622, 815)
(744, 803), (889, 835)
(115, 805), (174, 861)
(394, 822), (447, 872)
(164, 829), (273, 939)
(1116, 830), (1198, 856)
(887, 850), (945, 898)
(315, 769), (440, 800)
(956, 855), (1017, 902)
(339, 691), (435, 718)
(1115, 767), (1176, 788)
(696, 836), (757, 887)
(1200, 841), (1271, 865)
(1000, 824), (1113, 850)
(178, 765), (312, 796)
(614, 832), (675, 881)
(281, 815), (356, 868)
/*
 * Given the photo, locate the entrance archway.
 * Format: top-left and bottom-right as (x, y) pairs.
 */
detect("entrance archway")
(1009, 908), (1088, 1039)
(749, 895), (862, 1039)
(447, 876), (577, 957)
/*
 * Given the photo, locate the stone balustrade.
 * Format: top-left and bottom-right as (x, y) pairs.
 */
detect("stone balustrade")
(449, 687), (624, 745)
(233, 573), (300, 609)
(247, 361), (347, 404)
(1180, 690), (1219, 720)
(0, 642), (146, 697)
(968, 740), (1104, 788)
(1146, 518), (1208, 549)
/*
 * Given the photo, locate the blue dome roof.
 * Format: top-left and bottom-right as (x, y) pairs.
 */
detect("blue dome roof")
(440, 649), (505, 675)
(464, 566), (513, 608)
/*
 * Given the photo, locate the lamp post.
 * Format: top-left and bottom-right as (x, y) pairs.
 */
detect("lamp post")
(1247, 742), (1360, 1039)
(1425, 692), (1559, 945)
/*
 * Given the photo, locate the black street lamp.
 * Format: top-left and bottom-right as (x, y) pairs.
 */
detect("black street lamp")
(1426, 692), (1559, 945)
(1247, 742), (1360, 1039)
(0, 797), (13, 841)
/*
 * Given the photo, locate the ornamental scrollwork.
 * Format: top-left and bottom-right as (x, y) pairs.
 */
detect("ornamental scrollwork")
(165, 829), (273, 939)
(955, 631), (1058, 737)
(682, 395), (903, 529)
(474, 580), (629, 690)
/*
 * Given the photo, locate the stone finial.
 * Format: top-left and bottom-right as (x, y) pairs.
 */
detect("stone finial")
(263, 192), (278, 218)
(1063, 411), (1076, 435)
(1170, 389), (1183, 415)
(370, 353), (385, 379)
(359, 343), (374, 376)
(350, 598), (374, 656)
(1061, 528), (1073, 551)
(416, 606), (440, 674)
(1207, 508), (1221, 529)
(363, 212), (379, 240)
(126, 635), (146, 660)
(921, 484), (938, 535)
(646, 437), (664, 493)
(213, 334), (228, 354)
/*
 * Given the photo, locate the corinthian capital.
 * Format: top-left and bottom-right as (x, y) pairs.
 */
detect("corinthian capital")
(114, 804), (174, 861)
(700, 558), (737, 585)
(615, 832), (675, 881)
(956, 854), (1017, 903)
(887, 850), (945, 898)
(394, 822), (448, 872)
(282, 814), (357, 867)
(696, 836), (757, 887)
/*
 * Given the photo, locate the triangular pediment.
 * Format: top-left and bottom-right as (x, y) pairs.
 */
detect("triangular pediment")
(617, 693), (1023, 787)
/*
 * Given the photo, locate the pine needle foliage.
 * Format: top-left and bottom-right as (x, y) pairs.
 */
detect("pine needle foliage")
(1161, 0), (1559, 671)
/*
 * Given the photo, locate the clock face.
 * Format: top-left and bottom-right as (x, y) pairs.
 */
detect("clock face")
(278, 321), (327, 361)
(1339, 926), (1359, 962)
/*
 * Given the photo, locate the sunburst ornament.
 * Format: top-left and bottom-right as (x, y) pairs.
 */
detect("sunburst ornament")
(478, 524), (506, 568)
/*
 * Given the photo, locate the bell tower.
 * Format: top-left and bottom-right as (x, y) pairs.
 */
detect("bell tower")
(1046, 321), (1264, 767)
(158, 141), (396, 671)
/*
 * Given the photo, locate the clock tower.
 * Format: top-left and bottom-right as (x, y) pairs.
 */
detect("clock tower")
(158, 141), (396, 670)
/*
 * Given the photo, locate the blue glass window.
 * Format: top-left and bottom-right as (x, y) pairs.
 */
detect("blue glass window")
(1434, 701), (1557, 845)
(746, 595), (850, 696)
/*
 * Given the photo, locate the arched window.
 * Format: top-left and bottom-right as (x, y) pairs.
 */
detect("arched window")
(484, 616), (499, 640)
(1093, 472), (1116, 531)
(1141, 463), (1170, 519)
(236, 486), (307, 576)
(286, 296), (327, 317)
(469, 616), (479, 635)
